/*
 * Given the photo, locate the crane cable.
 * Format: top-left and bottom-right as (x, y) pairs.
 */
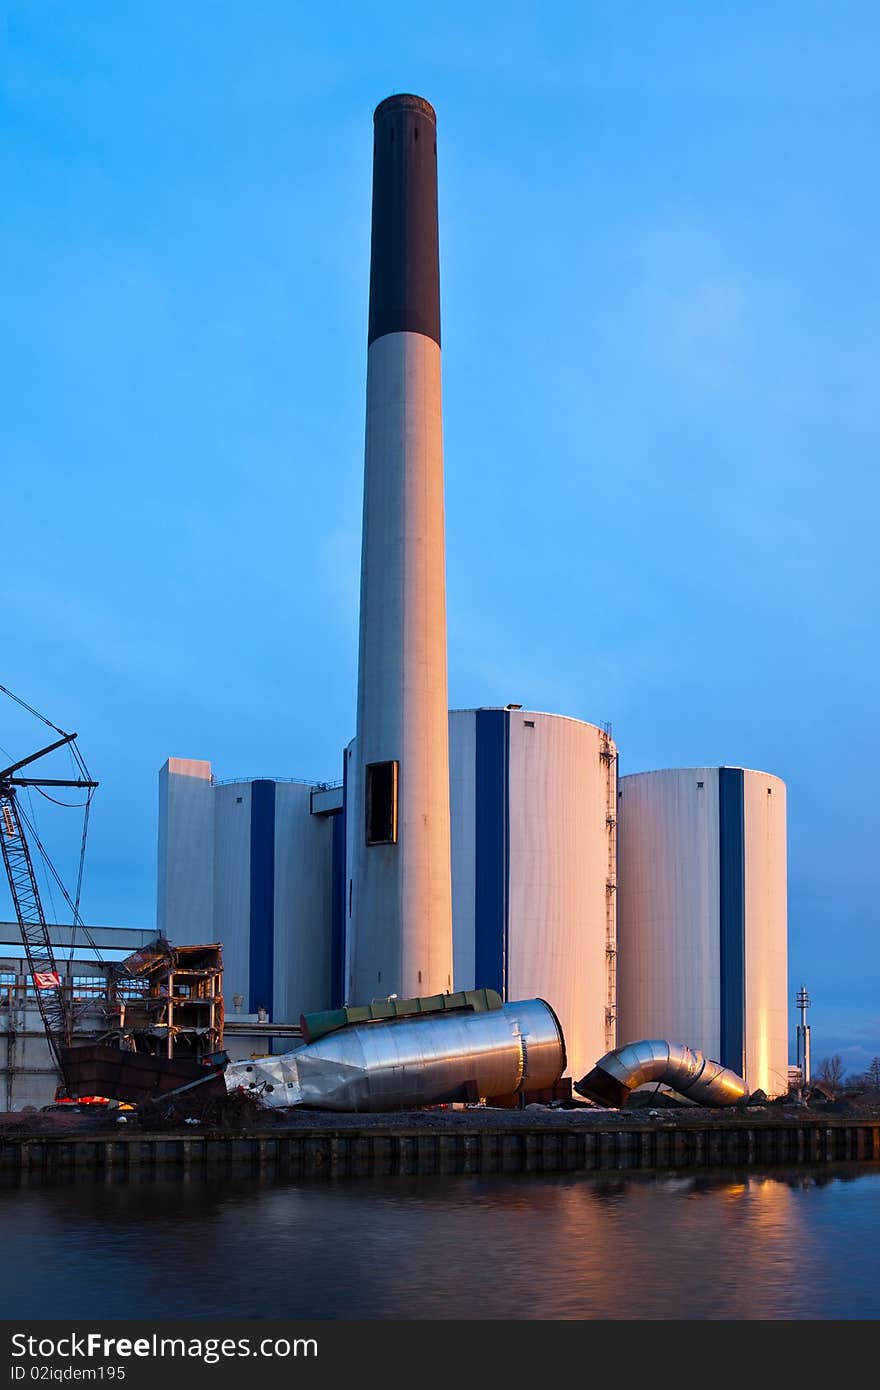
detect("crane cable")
(0, 683), (94, 785)
(2, 686), (103, 968)
(26, 786), (96, 966)
(33, 787), (90, 808)
(14, 799), (104, 963)
(0, 685), (68, 737)
(72, 795), (92, 943)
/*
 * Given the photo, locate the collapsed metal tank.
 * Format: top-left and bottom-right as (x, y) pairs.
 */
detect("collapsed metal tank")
(225, 998), (566, 1112)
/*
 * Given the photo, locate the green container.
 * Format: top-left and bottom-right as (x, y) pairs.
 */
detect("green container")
(300, 988), (502, 1043)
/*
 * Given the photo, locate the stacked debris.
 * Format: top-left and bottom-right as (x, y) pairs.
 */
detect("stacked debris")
(110, 937), (224, 1060)
(61, 938), (227, 1107)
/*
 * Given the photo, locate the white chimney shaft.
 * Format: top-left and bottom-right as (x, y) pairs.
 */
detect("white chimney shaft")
(348, 94), (453, 1003)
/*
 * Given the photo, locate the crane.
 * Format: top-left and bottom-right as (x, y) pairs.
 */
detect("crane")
(0, 691), (99, 1091)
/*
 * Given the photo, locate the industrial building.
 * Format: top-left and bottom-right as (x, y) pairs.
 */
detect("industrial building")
(155, 741), (789, 1095)
(447, 708), (617, 1083)
(158, 708), (618, 1082)
(157, 758), (343, 1026)
(617, 768), (788, 1097)
(1, 93), (791, 1109)
(0, 921), (302, 1108)
(0, 923), (153, 1109)
(150, 93), (791, 1098)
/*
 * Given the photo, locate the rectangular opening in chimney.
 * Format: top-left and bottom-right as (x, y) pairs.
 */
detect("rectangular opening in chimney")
(365, 760), (398, 846)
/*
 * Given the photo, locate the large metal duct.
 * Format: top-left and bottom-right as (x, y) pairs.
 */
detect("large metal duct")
(575, 1039), (749, 1108)
(225, 999), (565, 1111)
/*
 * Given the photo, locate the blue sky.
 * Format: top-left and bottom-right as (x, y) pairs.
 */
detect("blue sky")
(3, 3), (878, 1071)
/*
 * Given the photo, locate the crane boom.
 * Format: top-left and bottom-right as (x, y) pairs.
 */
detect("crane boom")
(0, 723), (100, 1094)
(0, 733), (78, 781)
(0, 787), (72, 1074)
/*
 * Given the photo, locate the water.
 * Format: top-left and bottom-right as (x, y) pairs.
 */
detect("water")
(2, 1165), (878, 1319)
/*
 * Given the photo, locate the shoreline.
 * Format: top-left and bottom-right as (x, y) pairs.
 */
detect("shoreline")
(3, 1109), (879, 1181)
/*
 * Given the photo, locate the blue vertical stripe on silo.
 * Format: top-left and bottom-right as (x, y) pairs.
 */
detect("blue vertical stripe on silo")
(719, 767), (745, 1076)
(249, 780), (276, 1017)
(474, 709), (510, 998)
(330, 762), (347, 1009)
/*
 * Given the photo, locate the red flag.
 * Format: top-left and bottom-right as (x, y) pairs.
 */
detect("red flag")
(33, 971), (61, 989)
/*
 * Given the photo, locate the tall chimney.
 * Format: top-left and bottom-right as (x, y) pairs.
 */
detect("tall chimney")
(348, 94), (453, 1003)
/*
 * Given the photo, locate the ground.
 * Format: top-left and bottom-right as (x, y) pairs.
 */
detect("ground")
(1, 1089), (879, 1136)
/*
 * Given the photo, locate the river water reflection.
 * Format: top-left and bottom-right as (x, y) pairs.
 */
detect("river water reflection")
(1, 1164), (878, 1319)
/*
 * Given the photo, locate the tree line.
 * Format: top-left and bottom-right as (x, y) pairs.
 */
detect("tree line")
(814, 1055), (880, 1089)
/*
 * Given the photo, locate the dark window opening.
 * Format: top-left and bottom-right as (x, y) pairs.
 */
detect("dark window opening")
(414, 125), (419, 140)
(697, 781), (704, 788)
(523, 719), (535, 728)
(365, 760), (398, 845)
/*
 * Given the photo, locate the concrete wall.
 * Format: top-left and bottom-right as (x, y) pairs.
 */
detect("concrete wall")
(212, 781), (252, 1011)
(449, 711), (477, 993)
(274, 782), (333, 1022)
(156, 758), (213, 942)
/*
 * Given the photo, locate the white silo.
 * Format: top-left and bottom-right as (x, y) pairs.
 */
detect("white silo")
(616, 767), (788, 1097)
(448, 708), (617, 1082)
(157, 762), (336, 1023)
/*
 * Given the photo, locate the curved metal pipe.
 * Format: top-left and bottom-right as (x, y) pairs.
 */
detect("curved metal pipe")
(226, 999), (566, 1112)
(575, 1039), (749, 1108)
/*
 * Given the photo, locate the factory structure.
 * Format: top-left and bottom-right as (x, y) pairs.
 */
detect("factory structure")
(617, 768), (788, 1092)
(154, 92), (788, 1099)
